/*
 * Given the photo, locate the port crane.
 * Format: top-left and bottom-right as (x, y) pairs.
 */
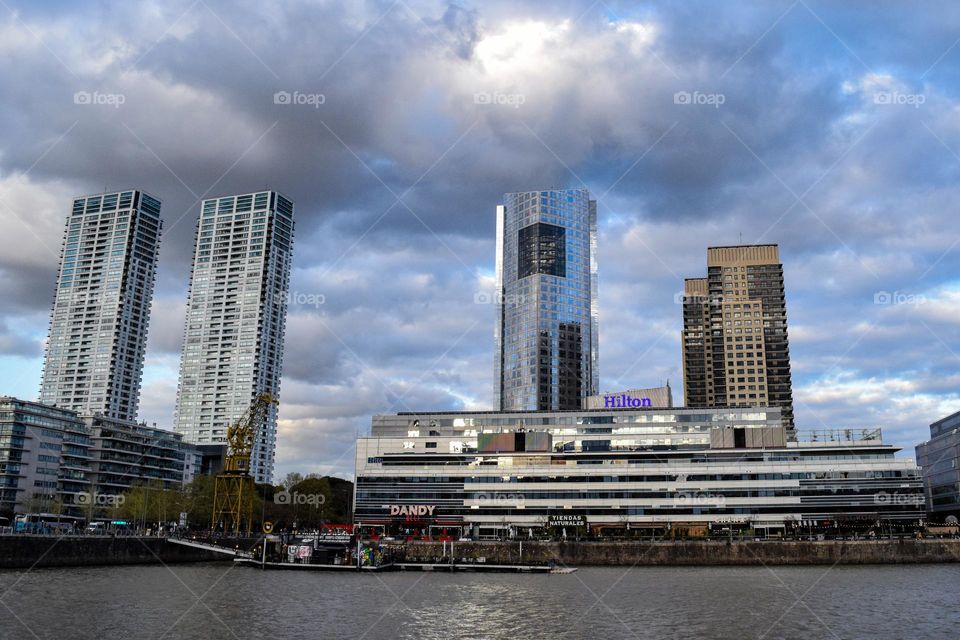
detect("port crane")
(211, 392), (277, 535)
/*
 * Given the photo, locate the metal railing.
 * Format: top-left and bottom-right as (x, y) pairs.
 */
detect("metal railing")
(796, 428), (882, 443)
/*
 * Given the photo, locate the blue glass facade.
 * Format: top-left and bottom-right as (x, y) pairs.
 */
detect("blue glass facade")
(494, 189), (598, 410)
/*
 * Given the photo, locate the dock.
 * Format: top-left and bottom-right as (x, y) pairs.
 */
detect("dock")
(393, 562), (568, 573)
(233, 557), (390, 571)
(232, 557), (575, 573)
(167, 537), (246, 557)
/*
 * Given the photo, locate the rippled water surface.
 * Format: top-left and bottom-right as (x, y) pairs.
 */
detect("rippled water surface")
(1, 563), (957, 639)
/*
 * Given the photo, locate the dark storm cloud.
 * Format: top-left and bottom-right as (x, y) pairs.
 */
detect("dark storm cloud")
(2, 0), (960, 476)
(0, 319), (42, 358)
(0, 266), (57, 317)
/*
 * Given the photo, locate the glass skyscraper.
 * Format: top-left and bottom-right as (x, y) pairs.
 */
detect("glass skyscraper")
(494, 188), (598, 411)
(40, 190), (162, 421)
(173, 191), (294, 483)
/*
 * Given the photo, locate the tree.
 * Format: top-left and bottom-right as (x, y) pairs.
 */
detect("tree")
(182, 475), (216, 528)
(118, 480), (184, 530)
(281, 472), (304, 489)
(24, 492), (61, 515)
(106, 474), (351, 533)
(256, 476), (354, 531)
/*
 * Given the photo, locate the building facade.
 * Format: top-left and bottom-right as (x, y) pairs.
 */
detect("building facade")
(1, 397), (205, 520)
(916, 411), (960, 518)
(355, 408), (923, 538)
(0, 397), (91, 518)
(173, 191), (295, 483)
(40, 190), (162, 422)
(682, 245), (795, 434)
(180, 441), (204, 486)
(494, 189), (598, 412)
(84, 415), (189, 500)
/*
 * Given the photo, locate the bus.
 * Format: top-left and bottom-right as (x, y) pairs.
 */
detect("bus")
(85, 519), (135, 535)
(14, 513), (83, 534)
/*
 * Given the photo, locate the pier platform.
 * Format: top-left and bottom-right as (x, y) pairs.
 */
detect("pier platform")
(233, 557), (391, 571)
(231, 557), (572, 573)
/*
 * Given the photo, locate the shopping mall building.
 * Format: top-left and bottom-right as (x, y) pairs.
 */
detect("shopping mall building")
(353, 406), (925, 539)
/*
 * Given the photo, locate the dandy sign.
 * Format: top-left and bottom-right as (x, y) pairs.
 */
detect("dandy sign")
(388, 505), (436, 517)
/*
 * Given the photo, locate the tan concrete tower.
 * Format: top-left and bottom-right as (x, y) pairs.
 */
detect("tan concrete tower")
(681, 245), (794, 434)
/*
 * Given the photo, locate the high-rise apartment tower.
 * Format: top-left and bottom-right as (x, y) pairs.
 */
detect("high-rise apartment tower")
(40, 190), (162, 421)
(173, 191), (294, 483)
(681, 244), (794, 433)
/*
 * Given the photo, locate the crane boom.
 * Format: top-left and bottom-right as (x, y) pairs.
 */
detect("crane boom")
(211, 392), (278, 534)
(223, 392), (276, 474)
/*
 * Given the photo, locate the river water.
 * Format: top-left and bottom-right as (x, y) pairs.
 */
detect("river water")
(0, 563), (956, 639)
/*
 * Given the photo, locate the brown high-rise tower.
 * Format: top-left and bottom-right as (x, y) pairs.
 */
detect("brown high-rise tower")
(681, 245), (794, 434)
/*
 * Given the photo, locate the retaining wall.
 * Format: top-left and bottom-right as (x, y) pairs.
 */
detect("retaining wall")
(0, 536), (256, 569)
(3, 537), (958, 569)
(394, 539), (960, 566)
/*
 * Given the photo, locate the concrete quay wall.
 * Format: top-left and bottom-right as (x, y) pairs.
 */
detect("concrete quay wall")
(2, 537), (959, 569)
(394, 539), (960, 566)
(0, 536), (255, 569)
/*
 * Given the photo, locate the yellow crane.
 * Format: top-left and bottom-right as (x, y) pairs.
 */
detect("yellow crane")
(211, 392), (277, 535)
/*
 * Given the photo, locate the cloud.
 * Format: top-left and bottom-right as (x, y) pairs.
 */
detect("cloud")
(2, 0), (960, 477)
(0, 319), (42, 359)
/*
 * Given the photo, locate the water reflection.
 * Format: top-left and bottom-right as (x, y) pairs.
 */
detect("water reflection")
(0, 564), (956, 639)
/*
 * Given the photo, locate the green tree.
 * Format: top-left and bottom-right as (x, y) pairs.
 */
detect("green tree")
(118, 481), (184, 530)
(181, 475), (216, 529)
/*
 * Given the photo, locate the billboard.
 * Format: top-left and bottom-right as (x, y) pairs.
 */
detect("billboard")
(478, 431), (552, 453)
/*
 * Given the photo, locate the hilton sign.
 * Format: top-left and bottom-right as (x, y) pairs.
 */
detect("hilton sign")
(603, 394), (652, 408)
(388, 505), (436, 518)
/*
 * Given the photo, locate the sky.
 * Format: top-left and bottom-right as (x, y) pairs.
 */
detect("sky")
(1, 0), (960, 481)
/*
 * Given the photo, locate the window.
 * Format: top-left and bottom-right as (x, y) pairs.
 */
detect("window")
(518, 222), (566, 279)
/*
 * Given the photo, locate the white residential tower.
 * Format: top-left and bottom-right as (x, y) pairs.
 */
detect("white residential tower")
(173, 191), (294, 483)
(40, 190), (162, 421)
